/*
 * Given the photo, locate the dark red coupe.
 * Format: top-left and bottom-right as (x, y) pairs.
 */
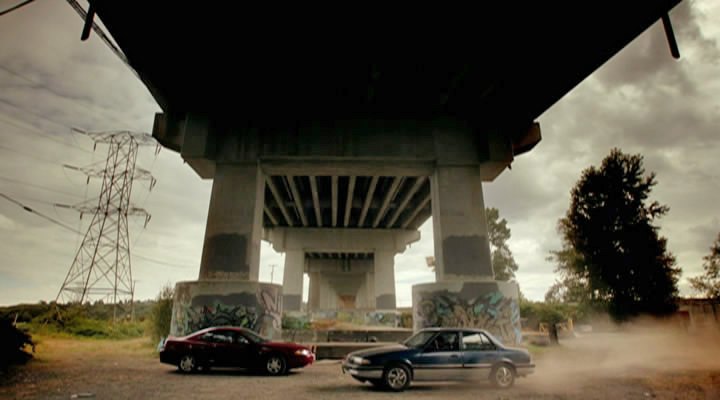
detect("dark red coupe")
(159, 326), (315, 375)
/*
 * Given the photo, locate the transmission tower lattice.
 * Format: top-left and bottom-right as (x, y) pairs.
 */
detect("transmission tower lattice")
(56, 129), (159, 321)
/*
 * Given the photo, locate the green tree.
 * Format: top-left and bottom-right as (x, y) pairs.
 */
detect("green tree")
(554, 148), (680, 321)
(689, 233), (720, 299)
(149, 283), (175, 342)
(486, 207), (519, 281)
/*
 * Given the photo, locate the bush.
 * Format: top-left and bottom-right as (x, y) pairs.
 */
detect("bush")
(29, 305), (145, 339)
(0, 319), (35, 370)
(148, 283), (174, 342)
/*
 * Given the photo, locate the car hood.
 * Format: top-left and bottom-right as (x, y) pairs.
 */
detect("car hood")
(503, 346), (530, 354)
(348, 344), (414, 358)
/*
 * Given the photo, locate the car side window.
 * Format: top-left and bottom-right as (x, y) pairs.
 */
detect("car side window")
(200, 331), (234, 344)
(427, 332), (460, 352)
(234, 333), (250, 345)
(461, 332), (495, 351)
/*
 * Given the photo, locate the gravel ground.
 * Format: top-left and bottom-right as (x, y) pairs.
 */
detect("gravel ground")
(2, 330), (720, 400)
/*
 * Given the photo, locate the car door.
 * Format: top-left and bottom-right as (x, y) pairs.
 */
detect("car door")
(412, 331), (465, 381)
(460, 331), (500, 379)
(201, 330), (235, 367)
(228, 331), (255, 368)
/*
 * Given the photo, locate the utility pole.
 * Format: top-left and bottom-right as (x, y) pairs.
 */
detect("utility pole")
(55, 129), (158, 323)
(269, 264), (277, 284)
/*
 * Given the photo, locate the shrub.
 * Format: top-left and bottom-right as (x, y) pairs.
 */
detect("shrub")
(0, 319), (35, 370)
(148, 283), (174, 342)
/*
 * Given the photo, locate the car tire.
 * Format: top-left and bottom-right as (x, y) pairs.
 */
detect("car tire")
(178, 354), (197, 373)
(382, 363), (412, 392)
(264, 354), (288, 376)
(490, 363), (515, 389)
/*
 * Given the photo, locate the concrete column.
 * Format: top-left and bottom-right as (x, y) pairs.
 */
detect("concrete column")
(308, 272), (320, 310)
(374, 251), (397, 309)
(282, 250), (305, 311)
(199, 163), (264, 281)
(431, 165), (493, 281)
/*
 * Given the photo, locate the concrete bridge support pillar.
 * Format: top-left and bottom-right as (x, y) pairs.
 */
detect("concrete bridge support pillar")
(170, 163), (283, 339)
(282, 250), (306, 311)
(199, 164), (264, 281)
(412, 164), (522, 345)
(374, 251), (397, 310)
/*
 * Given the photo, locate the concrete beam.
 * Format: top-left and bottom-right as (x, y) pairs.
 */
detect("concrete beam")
(344, 176), (356, 227)
(331, 176), (338, 227)
(286, 175), (308, 226)
(386, 177), (427, 228)
(266, 176), (294, 227)
(264, 227), (420, 254)
(310, 176), (322, 227)
(260, 159), (434, 177)
(358, 176), (379, 227)
(401, 194), (431, 229)
(373, 177), (403, 228)
(263, 205), (279, 226)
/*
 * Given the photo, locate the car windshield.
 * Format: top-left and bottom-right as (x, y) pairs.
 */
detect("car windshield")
(403, 331), (436, 348)
(242, 329), (268, 343)
(482, 331), (503, 346)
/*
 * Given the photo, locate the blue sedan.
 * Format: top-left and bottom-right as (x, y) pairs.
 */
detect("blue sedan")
(341, 327), (534, 391)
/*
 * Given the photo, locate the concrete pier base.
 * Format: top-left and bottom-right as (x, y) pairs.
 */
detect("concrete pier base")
(412, 280), (522, 345)
(170, 280), (283, 339)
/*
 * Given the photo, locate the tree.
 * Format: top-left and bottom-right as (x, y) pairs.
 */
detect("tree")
(553, 148), (680, 321)
(689, 233), (720, 299)
(486, 207), (519, 281)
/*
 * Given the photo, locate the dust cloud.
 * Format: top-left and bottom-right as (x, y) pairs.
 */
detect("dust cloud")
(526, 317), (720, 393)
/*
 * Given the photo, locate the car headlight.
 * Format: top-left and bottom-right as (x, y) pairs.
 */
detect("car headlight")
(351, 356), (371, 365)
(295, 349), (311, 356)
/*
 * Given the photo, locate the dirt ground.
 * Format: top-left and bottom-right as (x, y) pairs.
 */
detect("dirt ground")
(2, 324), (720, 400)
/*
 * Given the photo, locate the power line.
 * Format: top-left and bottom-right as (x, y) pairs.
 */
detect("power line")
(0, 192), (81, 233)
(0, 192), (194, 270)
(65, 0), (138, 79)
(0, 65), (133, 128)
(0, 0), (36, 17)
(0, 114), (93, 154)
(0, 143), (60, 165)
(0, 175), (85, 199)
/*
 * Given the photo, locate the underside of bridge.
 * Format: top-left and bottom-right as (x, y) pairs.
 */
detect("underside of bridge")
(86, 0), (683, 342)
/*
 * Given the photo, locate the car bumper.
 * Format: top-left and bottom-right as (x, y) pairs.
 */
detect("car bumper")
(341, 362), (384, 379)
(289, 353), (316, 369)
(515, 363), (535, 377)
(159, 351), (179, 366)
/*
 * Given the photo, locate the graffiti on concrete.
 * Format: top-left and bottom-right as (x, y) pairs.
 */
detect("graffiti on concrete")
(173, 285), (282, 338)
(416, 290), (521, 345)
(282, 310), (401, 329)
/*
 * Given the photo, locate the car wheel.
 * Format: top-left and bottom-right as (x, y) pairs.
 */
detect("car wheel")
(491, 363), (515, 389)
(383, 363), (411, 392)
(178, 354), (197, 373)
(265, 354), (287, 376)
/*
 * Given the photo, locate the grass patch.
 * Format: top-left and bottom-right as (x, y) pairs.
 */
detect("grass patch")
(24, 318), (146, 340)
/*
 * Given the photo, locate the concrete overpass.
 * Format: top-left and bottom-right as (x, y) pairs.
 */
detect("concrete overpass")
(86, 0), (683, 342)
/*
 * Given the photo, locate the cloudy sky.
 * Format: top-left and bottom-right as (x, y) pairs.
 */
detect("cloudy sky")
(0, 1), (718, 307)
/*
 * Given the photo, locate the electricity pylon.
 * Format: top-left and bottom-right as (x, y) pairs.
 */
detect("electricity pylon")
(56, 129), (159, 322)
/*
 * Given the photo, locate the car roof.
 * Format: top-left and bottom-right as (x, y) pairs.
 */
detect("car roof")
(418, 327), (489, 333)
(189, 326), (250, 335)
